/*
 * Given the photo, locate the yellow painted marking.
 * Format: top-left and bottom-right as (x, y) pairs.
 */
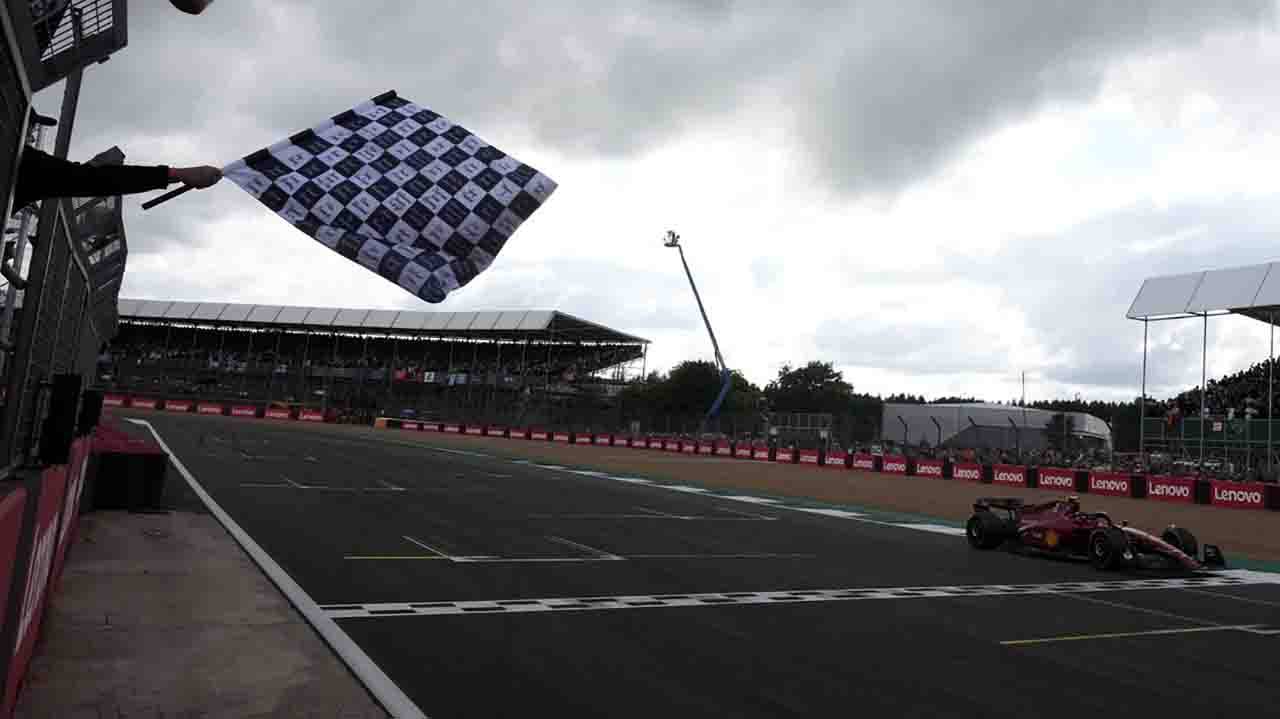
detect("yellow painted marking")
(1001, 625), (1257, 646)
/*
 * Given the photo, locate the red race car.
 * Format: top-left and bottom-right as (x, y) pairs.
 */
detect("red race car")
(966, 496), (1225, 571)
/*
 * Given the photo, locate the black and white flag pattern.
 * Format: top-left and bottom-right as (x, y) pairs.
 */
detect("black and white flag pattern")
(223, 91), (556, 303)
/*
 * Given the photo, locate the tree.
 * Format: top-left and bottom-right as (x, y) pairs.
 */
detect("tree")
(765, 362), (854, 413)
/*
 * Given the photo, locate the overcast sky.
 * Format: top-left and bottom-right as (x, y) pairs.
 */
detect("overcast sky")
(33, 1), (1280, 403)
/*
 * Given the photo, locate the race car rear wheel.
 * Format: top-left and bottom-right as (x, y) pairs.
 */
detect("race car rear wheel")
(1089, 527), (1132, 570)
(1161, 527), (1199, 558)
(966, 512), (1006, 550)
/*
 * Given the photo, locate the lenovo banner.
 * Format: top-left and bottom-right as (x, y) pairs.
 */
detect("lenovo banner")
(1146, 476), (1196, 504)
(991, 464), (1027, 487)
(881, 456), (908, 475)
(401, 421), (420, 431)
(914, 459), (944, 478)
(486, 426), (506, 437)
(851, 454), (877, 471)
(1210, 480), (1267, 509)
(1088, 472), (1131, 497)
(197, 403), (223, 415)
(1038, 467), (1076, 492)
(131, 398), (157, 410)
(164, 400), (191, 412)
(231, 405), (257, 418)
(265, 408), (291, 420)
(299, 409), (325, 422)
(715, 442), (732, 457)
(103, 395), (126, 407)
(553, 432), (570, 443)
(735, 445), (753, 458)
(953, 462), (983, 482)
(531, 430), (549, 441)
(593, 435), (611, 446)
(465, 426), (484, 436)
(823, 452), (848, 469)
(752, 445), (771, 461)
(5, 469), (68, 717)
(798, 450), (819, 465)
(444, 424), (462, 433)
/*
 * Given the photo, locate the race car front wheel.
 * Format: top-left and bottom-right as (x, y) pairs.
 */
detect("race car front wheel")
(1161, 527), (1199, 559)
(966, 512), (1006, 550)
(1089, 528), (1132, 570)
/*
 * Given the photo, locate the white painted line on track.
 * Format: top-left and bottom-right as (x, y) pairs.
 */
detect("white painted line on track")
(128, 419), (427, 719)
(894, 523), (967, 537)
(1001, 625), (1267, 646)
(320, 573), (1277, 620)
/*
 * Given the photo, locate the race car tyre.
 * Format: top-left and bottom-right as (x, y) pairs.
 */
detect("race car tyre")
(966, 512), (1006, 550)
(1089, 527), (1132, 570)
(1161, 527), (1199, 559)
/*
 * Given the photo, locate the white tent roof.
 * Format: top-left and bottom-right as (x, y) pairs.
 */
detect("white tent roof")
(1128, 261), (1280, 323)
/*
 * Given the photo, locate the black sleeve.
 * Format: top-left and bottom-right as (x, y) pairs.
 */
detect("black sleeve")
(13, 148), (170, 209)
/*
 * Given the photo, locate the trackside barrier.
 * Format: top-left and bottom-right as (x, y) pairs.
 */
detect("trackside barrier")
(881, 456), (909, 476)
(1088, 472), (1132, 498)
(1209, 480), (1267, 510)
(197, 403), (224, 416)
(1145, 476), (1196, 504)
(0, 488), (27, 716)
(990, 464), (1027, 487)
(1, 465), (69, 717)
(914, 458), (944, 478)
(265, 408), (292, 420)
(362, 417), (1280, 512)
(102, 395), (126, 408)
(231, 405), (257, 418)
(131, 398), (157, 410)
(1037, 467), (1076, 492)
(299, 409), (325, 422)
(952, 462), (982, 482)
(164, 400), (192, 413)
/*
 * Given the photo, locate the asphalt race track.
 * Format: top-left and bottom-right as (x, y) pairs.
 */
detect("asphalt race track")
(130, 413), (1280, 718)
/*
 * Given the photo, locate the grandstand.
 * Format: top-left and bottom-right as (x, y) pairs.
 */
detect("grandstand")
(99, 298), (648, 425)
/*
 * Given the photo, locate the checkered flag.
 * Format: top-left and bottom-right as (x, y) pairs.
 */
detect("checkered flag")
(222, 91), (556, 303)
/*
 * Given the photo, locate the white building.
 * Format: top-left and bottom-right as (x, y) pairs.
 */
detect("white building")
(880, 403), (1112, 451)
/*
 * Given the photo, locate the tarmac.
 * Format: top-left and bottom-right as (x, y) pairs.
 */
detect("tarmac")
(14, 421), (386, 718)
(38, 411), (1277, 719)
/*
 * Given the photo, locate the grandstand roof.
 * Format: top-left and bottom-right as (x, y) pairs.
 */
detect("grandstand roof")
(1127, 261), (1280, 324)
(117, 299), (648, 345)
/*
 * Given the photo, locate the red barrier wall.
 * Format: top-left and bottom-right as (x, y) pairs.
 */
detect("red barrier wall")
(914, 459), (944, 478)
(1146, 476), (1196, 503)
(715, 441), (732, 457)
(553, 432), (570, 443)
(445, 424), (462, 433)
(735, 444), (753, 458)
(0, 489), (26, 656)
(131, 398), (157, 410)
(681, 442), (697, 454)
(486, 426), (506, 437)
(265, 408), (291, 420)
(102, 395), (126, 407)
(952, 462), (983, 482)
(851, 454), (876, 471)
(698, 442), (714, 455)
(881, 456), (908, 475)
(5, 468), (68, 717)
(824, 452), (847, 468)
(422, 422), (440, 432)
(531, 430), (548, 441)
(1210, 480), (1267, 509)
(299, 409), (325, 422)
(798, 449), (819, 466)
(752, 445), (771, 461)
(991, 464), (1027, 487)
(196, 403), (223, 415)
(1088, 472), (1131, 497)
(465, 426), (484, 436)
(401, 421), (420, 431)
(593, 434), (611, 446)
(1037, 467), (1076, 491)
(231, 405), (257, 418)
(164, 400), (191, 412)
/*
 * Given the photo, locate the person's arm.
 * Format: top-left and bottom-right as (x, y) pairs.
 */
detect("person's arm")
(13, 148), (220, 210)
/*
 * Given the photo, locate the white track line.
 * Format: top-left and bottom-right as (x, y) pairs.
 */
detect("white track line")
(1001, 625), (1264, 646)
(128, 419), (427, 719)
(320, 574), (1275, 620)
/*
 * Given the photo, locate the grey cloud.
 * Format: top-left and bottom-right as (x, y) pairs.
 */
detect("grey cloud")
(50, 1), (1273, 199)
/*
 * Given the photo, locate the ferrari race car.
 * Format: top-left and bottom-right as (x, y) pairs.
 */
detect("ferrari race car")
(966, 496), (1225, 571)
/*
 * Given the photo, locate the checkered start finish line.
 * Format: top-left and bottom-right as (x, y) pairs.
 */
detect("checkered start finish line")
(223, 91), (557, 303)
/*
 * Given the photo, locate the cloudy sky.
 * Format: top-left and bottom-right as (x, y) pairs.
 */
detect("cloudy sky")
(32, 1), (1280, 403)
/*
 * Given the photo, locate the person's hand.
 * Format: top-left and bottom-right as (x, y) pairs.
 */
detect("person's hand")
(171, 166), (222, 189)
